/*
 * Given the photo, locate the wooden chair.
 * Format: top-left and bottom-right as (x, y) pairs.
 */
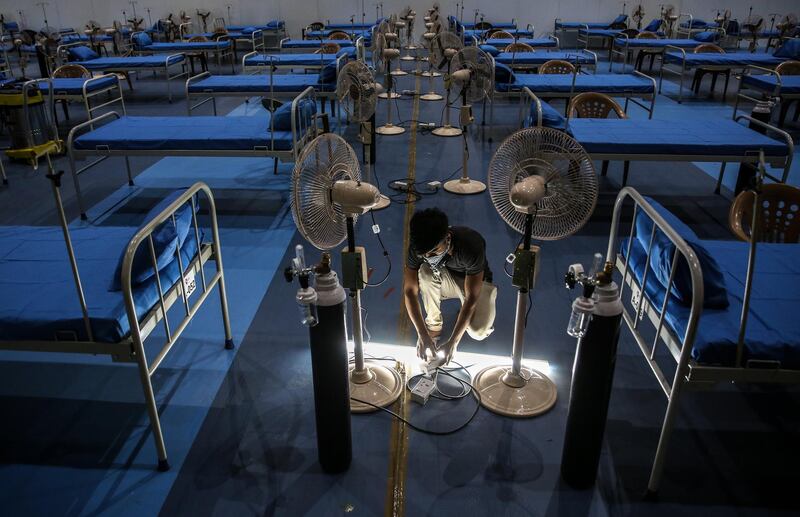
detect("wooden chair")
(568, 93), (631, 185)
(776, 60), (800, 126)
(488, 30), (514, 40)
(634, 31), (660, 72)
(51, 64), (92, 120)
(328, 31), (350, 41)
(539, 59), (575, 74)
(505, 42), (533, 53)
(186, 35), (209, 73)
(316, 42), (341, 54)
(691, 43), (729, 100)
(729, 184), (800, 243)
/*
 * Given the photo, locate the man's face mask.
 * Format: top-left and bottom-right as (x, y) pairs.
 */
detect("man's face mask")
(423, 235), (451, 269)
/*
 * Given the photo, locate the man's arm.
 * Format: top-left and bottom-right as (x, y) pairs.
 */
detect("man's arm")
(440, 270), (484, 362)
(403, 266), (436, 359)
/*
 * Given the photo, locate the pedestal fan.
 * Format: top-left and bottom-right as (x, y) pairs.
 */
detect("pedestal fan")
(443, 46), (493, 195)
(291, 134), (402, 412)
(430, 30), (463, 136)
(473, 127), (598, 417)
(632, 4), (645, 30)
(743, 9), (765, 52)
(374, 30), (405, 136)
(374, 22), (400, 100)
(661, 4), (678, 37)
(196, 9), (211, 32)
(419, 28), (442, 100)
(386, 15), (407, 77)
(336, 60), (390, 209)
(400, 7), (418, 61)
(777, 13), (798, 40)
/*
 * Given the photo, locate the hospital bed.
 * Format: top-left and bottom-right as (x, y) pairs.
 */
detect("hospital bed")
(189, 55), (345, 115)
(304, 27), (371, 39)
(0, 180), (233, 472)
(554, 14), (628, 32)
(606, 187), (800, 494)
(36, 74), (125, 122)
(279, 38), (355, 52)
(242, 49), (352, 72)
(57, 42), (188, 102)
(183, 28), (267, 57)
(609, 32), (724, 72)
(226, 20), (286, 48)
(493, 49), (598, 72)
(660, 47), (789, 102)
(523, 90), (793, 188)
(449, 17), (517, 31)
(734, 64), (800, 126)
(67, 87), (322, 218)
(463, 27), (535, 43)
(131, 32), (234, 73)
(474, 36), (559, 50)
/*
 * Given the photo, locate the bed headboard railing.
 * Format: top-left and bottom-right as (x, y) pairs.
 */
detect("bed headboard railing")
(607, 187), (704, 397)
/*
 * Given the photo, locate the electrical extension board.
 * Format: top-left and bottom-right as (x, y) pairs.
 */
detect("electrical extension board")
(410, 376), (436, 405)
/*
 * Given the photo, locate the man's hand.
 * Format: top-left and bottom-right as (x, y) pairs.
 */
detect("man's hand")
(416, 332), (437, 361)
(437, 338), (459, 365)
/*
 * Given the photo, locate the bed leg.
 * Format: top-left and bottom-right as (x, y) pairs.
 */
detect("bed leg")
(132, 338), (171, 471)
(646, 377), (687, 498)
(61, 100), (70, 121)
(601, 160), (609, 177)
(274, 158), (279, 175)
(778, 102), (790, 127)
(622, 161), (630, 186)
(722, 71), (730, 102)
(714, 162), (727, 195)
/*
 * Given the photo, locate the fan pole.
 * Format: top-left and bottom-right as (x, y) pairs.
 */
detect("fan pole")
(362, 117), (390, 209)
(432, 60), (463, 137)
(376, 55), (405, 135)
(444, 87), (486, 194)
(508, 214), (533, 383)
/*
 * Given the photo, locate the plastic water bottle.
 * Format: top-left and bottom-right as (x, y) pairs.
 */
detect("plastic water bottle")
(567, 296), (594, 338)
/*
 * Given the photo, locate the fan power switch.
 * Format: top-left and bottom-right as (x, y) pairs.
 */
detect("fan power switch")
(341, 246), (368, 290)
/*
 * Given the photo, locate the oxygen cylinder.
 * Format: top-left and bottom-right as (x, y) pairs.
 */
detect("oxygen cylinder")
(307, 268), (353, 473)
(734, 100), (773, 194)
(560, 280), (623, 489)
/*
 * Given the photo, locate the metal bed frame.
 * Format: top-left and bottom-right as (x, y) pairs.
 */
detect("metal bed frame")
(608, 30), (726, 73)
(0, 178), (233, 471)
(67, 86), (323, 219)
(523, 90), (794, 188)
(56, 41), (188, 102)
(733, 64), (800, 120)
(39, 74), (126, 122)
(241, 49), (345, 73)
(494, 48), (598, 72)
(131, 30), (235, 74)
(606, 186), (800, 495)
(468, 34), (560, 49)
(278, 37), (355, 54)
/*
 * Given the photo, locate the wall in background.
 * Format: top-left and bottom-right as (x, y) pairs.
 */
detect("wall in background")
(1, 0), (797, 38)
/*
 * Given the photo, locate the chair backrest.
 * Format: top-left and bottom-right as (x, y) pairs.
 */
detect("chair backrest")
(776, 60), (800, 75)
(316, 42), (340, 54)
(694, 43), (724, 53)
(475, 21), (493, 31)
(308, 22), (324, 31)
(568, 92), (628, 119)
(505, 42), (533, 53)
(539, 59), (575, 74)
(729, 184), (800, 243)
(636, 31), (659, 39)
(52, 63), (90, 78)
(328, 31), (350, 40)
(488, 30), (513, 40)
(621, 28), (639, 38)
(188, 35), (208, 42)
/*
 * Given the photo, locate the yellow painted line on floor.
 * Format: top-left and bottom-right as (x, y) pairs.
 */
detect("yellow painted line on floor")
(384, 72), (421, 517)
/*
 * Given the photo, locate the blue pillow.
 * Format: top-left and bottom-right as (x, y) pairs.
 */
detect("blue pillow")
(635, 205), (729, 309)
(479, 44), (499, 56)
(67, 46), (99, 62)
(109, 190), (196, 291)
(528, 99), (567, 130)
(693, 31), (719, 43)
(494, 62), (515, 84)
(272, 98), (318, 131)
(318, 61), (338, 83)
(132, 31), (152, 48)
(774, 38), (800, 59)
(242, 26), (257, 35)
(336, 47), (357, 59)
(643, 19), (662, 32)
(611, 14), (627, 26)
(266, 20), (284, 29)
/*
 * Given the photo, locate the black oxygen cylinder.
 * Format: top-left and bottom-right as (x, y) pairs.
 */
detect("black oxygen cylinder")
(734, 101), (772, 195)
(561, 281), (623, 489)
(306, 270), (352, 473)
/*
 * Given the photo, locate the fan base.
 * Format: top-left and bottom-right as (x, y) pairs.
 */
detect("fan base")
(404, 44), (420, 50)
(378, 92), (402, 99)
(376, 124), (406, 135)
(432, 125), (463, 137)
(371, 194), (391, 210)
(444, 178), (486, 195)
(390, 69), (409, 76)
(400, 55), (415, 61)
(420, 92), (443, 101)
(421, 71), (442, 77)
(473, 365), (557, 417)
(349, 363), (403, 413)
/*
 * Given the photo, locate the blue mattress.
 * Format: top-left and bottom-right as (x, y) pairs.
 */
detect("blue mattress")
(62, 34), (114, 43)
(0, 225), (200, 343)
(481, 38), (557, 49)
(227, 21), (284, 31)
(464, 29), (534, 39)
(245, 53), (337, 67)
(459, 22), (516, 30)
(73, 115), (296, 151)
(613, 38), (704, 48)
(325, 22), (379, 30)
(740, 74), (800, 95)
(280, 39), (354, 49)
(495, 51), (596, 66)
(142, 41), (230, 52)
(306, 29), (369, 38)
(621, 201), (800, 368)
(188, 74), (333, 93)
(578, 28), (623, 37)
(739, 29), (781, 38)
(556, 21), (610, 30)
(497, 73), (654, 94)
(663, 51), (786, 67)
(79, 55), (185, 69)
(567, 119), (789, 157)
(38, 76), (118, 95)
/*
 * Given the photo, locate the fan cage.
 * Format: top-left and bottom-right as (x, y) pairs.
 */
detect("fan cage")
(488, 128), (598, 240)
(451, 46), (493, 104)
(336, 60), (377, 123)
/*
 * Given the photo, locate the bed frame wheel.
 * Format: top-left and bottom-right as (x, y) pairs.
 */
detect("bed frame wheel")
(224, 338), (235, 350)
(157, 459), (171, 472)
